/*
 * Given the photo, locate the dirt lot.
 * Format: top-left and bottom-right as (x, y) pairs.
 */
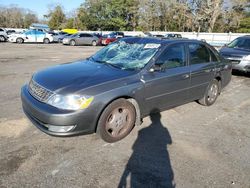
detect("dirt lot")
(0, 43), (250, 188)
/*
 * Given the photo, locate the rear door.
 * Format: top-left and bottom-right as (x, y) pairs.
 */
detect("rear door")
(25, 30), (36, 42)
(84, 34), (94, 44)
(188, 43), (216, 100)
(142, 43), (190, 113)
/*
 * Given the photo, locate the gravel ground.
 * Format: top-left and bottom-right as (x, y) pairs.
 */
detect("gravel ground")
(0, 43), (250, 188)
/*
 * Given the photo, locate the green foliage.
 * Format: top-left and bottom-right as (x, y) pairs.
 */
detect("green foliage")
(237, 15), (250, 32)
(47, 5), (66, 30)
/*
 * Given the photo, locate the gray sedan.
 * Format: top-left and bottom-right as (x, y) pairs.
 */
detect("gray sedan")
(62, 33), (99, 46)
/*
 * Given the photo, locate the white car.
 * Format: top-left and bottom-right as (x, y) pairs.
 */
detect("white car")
(8, 30), (53, 44)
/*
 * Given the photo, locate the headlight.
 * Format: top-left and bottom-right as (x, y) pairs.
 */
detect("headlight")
(47, 94), (94, 110)
(242, 55), (250, 61)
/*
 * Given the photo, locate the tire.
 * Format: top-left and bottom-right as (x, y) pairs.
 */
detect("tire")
(0, 35), (6, 42)
(43, 38), (50, 44)
(70, 40), (76, 46)
(97, 99), (136, 143)
(16, 38), (24, 44)
(198, 79), (220, 106)
(92, 40), (97, 46)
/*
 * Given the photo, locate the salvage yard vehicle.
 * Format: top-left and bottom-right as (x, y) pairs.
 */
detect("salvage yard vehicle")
(21, 37), (232, 143)
(101, 32), (124, 45)
(220, 35), (250, 73)
(0, 28), (8, 42)
(8, 29), (53, 44)
(62, 33), (100, 46)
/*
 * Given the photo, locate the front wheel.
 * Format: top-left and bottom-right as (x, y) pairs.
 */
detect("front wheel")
(199, 79), (220, 106)
(70, 40), (76, 46)
(97, 99), (136, 143)
(43, 38), (50, 44)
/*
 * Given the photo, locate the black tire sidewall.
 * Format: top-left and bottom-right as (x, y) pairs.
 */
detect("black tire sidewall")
(16, 38), (23, 44)
(205, 79), (219, 106)
(44, 38), (49, 44)
(0, 36), (6, 42)
(92, 40), (97, 46)
(97, 99), (136, 143)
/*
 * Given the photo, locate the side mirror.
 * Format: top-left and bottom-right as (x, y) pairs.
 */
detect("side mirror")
(149, 64), (163, 72)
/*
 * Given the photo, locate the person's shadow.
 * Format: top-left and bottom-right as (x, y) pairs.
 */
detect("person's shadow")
(118, 111), (175, 188)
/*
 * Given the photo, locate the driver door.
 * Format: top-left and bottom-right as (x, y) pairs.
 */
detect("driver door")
(142, 43), (190, 114)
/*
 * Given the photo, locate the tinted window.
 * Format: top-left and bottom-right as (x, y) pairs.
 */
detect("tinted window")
(156, 44), (186, 69)
(228, 38), (250, 49)
(36, 31), (44, 35)
(189, 44), (210, 64)
(208, 48), (219, 62)
(80, 33), (92, 37)
(0, 29), (4, 32)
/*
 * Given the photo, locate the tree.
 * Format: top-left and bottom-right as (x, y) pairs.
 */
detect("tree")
(47, 5), (66, 30)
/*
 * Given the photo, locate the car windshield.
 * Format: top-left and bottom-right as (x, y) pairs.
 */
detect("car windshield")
(90, 41), (160, 70)
(227, 38), (250, 49)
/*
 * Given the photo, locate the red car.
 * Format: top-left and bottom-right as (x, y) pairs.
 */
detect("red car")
(101, 32), (124, 45)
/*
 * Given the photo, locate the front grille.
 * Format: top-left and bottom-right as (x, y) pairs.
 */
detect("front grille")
(28, 79), (54, 102)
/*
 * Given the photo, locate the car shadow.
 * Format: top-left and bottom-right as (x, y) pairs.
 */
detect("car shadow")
(232, 70), (250, 78)
(118, 111), (175, 188)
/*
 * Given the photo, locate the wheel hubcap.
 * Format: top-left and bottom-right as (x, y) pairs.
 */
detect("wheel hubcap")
(207, 84), (218, 103)
(105, 107), (131, 137)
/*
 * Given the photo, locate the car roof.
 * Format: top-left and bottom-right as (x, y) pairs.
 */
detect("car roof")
(121, 37), (203, 46)
(238, 35), (250, 39)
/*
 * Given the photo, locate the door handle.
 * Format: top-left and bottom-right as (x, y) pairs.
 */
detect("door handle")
(182, 74), (190, 79)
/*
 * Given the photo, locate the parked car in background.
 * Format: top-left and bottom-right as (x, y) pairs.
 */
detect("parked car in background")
(101, 32), (124, 45)
(51, 32), (68, 43)
(8, 30), (53, 44)
(62, 33), (100, 46)
(0, 28), (8, 42)
(21, 37), (231, 143)
(153, 34), (165, 38)
(6, 29), (16, 35)
(220, 36), (250, 73)
(58, 33), (72, 43)
(164, 33), (182, 39)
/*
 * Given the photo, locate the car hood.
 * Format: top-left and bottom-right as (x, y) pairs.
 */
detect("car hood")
(32, 60), (136, 94)
(220, 47), (250, 58)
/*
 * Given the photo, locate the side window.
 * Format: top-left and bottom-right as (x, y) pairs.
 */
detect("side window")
(36, 31), (44, 35)
(189, 43), (210, 65)
(0, 29), (3, 32)
(242, 39), (250, 49)
(208, 48), (219, 62)
(156, 44), (186, 69)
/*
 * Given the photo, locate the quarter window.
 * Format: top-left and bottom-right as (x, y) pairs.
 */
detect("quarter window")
(156, 44), (186, 69)
(189, 44), (210, 64)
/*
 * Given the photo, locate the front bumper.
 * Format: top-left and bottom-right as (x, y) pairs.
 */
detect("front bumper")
(62, 39), (70, 45)
(21, 85), (98, 136)
(225, 58), (250, 72)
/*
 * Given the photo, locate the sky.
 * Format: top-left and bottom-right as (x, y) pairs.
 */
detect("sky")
(0, 0), (84, 19)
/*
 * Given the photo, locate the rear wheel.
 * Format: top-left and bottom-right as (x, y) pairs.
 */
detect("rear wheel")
(16, 38), (24, 44)
(97, 99), (136, 143)
(43, 38), (50, 44)
(199, 79), (220, 106)
(70, 40), (76, 46)
(92, 40), (97, 46)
